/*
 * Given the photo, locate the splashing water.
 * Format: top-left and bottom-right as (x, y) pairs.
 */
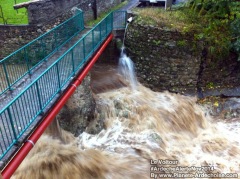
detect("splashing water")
(79, 85), (240, 176)
(118, 49), (138, 90)
(118, 22), (138, 90)
(13, 83), (240, 178)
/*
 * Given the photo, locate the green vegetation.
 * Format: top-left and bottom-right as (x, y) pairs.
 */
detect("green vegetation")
(0, 0), (28, 24)
(134, 0), (240, 60)
(177, 40), (187, 47)
(187, 0), (240, 59)
(153, 40), (161, 46)
(86, 0), (128, 26)
(206, 82), (214, 89)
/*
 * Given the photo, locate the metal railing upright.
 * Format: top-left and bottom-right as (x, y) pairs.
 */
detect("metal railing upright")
(0, 10), (127, 161)
(0, 10), (84, 96)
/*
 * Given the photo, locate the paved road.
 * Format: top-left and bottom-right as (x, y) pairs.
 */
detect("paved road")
(121, 0), (139, 11)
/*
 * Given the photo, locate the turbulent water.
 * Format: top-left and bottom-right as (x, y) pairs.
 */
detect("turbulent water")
(118, 49), (138, 90)
(13, 54), (240, 178)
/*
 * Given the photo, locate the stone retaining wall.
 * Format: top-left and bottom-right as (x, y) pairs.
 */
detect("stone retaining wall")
(24, 0), (121, 25)
(0, 25), (39, 59)
(126, 22), (202, 94)
(125, 20), (240, 95)
(200, 53), (240, 90)
(0, 12), (70, 60)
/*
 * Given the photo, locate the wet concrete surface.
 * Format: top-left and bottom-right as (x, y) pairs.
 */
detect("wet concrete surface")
(198, 96), (240, 121)
(202, 86), (240, 98)
(197, 86), (240, 119)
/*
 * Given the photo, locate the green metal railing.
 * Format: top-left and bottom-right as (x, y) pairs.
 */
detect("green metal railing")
(0, 10), (84, 96)
(0, 10), (127, 160)
(113, 10), (127, 29)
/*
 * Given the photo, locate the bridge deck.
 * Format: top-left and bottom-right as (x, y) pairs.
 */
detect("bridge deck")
(0, 28), (90, 110)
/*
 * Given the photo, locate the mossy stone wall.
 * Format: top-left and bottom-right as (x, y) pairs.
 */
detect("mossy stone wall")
(126, 22), (202, 94)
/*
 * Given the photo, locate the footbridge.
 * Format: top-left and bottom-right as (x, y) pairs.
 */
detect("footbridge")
(0, 10), (127, 178)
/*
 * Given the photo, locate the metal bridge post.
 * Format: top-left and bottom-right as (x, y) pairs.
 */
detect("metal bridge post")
(56, 62), (62, 91)
(83, 38), (86, 60)
(106, 16), (108, 34)
(41, 38), (46, 61)
(111, 12), (113, 30)
(2, 62), (12, 91)
(24, 48), (31, 75)
(35, 81), (43, 113)
(92, 30), (95, 51)
(99, 22), (102, 42)
(7, 108), (17, 140)
(54, 31), (57, 51)
(71, 49), (75, 74)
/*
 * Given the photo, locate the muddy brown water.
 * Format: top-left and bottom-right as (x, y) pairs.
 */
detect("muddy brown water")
(11, 62), (240, 179)
(90, 63), (127, 94)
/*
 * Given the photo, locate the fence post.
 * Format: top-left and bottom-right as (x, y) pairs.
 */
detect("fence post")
(54, 30), (57, 51)
(81, 11), (84, 30)
(111, 12), (113, 30)
(56, 62), (61, 91)
(41, 38), (46, 61)
(2, 61), (12, 91)
(7, 108), (17, 140)
(99, 22), (102, 42)
(24, 48), (31, 75)
(92, 30), (94, 51)
(71, 49), (75, 74)
(83, 38), (86, 61)
(106, 16), (108, 35)
(35, 81), (43, 113)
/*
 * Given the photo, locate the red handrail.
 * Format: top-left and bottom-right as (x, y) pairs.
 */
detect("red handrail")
(1, 33), (113, 179)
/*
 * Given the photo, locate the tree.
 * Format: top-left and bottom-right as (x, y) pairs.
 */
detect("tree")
(187, 0), (240, 59)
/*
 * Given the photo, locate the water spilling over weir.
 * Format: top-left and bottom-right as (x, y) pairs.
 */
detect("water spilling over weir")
(118, 48), (138, 90)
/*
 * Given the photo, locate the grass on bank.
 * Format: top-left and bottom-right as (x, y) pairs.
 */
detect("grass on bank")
(133, 7), (235, 59)
(86, 0), (128, 26)
(133, 8), (202, 33)
(0, 0), (29, 24)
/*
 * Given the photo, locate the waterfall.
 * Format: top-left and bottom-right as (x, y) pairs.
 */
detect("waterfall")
(118, 21), (138, 90)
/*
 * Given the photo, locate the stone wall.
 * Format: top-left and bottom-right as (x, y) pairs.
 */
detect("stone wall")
(97, 38), (121, 64)
(200, 53), (240, 90)
(56, 75), (96, 136)
(24, 0), (121, 25)
(0, 11), (71, 59)
(0, 25), (38, 59)
(126, 22), (202, 94)
(125, 19), (240, 95)
(26, 0), (89, 25)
